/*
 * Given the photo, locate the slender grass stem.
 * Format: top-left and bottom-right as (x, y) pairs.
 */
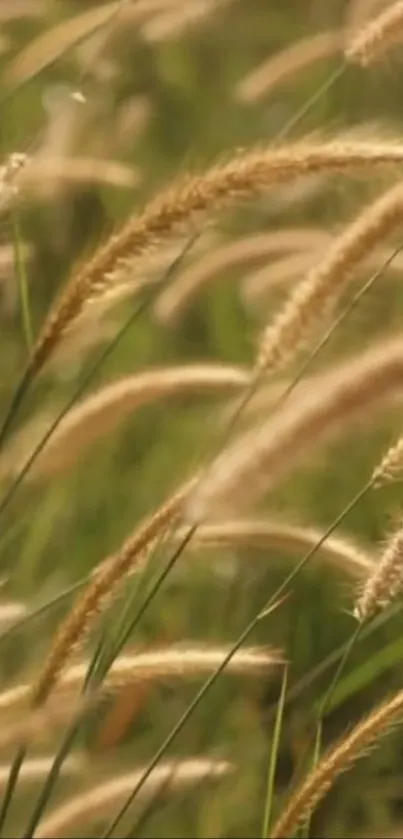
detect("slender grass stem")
(303, 623), (363, 837)
(22, 722), (79, 839)
(0, 234), (198, 536)
(0, 745), (26, 836)
(12, 206), (32, 353)
(262, 666), (289, 837)
(101, 597), (285, 839)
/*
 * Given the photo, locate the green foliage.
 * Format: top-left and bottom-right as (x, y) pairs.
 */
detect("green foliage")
(2, 1), (403, 837)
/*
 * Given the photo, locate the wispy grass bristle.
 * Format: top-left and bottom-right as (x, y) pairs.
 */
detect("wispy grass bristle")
(354, 521), (403, 622)
(186, 337), (403, 521)
(186, 519), (375, 577)
(0, 644), (282, 713)
(372, 433), (403, 486)
(32, 138), (403, 377)
(2, 364), (249, 480)
(346, 0), (403, 65)
(256, 183), (403, 375)
(31, 486), (188, 707)
(271, 686), (403, 837)
(35, 758), (232, 838)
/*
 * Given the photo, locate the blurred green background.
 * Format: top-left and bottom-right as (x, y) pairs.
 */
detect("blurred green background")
(1, 1), (403, 836)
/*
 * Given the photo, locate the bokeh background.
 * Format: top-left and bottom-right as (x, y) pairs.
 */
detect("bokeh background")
(1, 1), (403, 836)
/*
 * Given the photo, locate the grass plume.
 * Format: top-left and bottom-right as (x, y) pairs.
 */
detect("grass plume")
(271, 685), (403, 837)
(31, 138), (403, 377)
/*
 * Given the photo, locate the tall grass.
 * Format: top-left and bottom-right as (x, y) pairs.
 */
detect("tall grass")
(2, 1), (403, 837)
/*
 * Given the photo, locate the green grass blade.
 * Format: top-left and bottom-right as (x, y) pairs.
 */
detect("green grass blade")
(261, 665), (288, 837)
(12, 206), (32, 352)
(22, 527), (196, 837)
(275, 601), (401, 717)
(99, 475), (375, 837)
(301, 622), (366, 837)
(86, 529), (171, 690)
(322, 633), (403, 715)
(21, 721), (79, 839)
(100, 596), (284, 839)
(273, 63), (346, 142)
(92, 525), (197, 688)
(0, 233), (198, 533)
(0, 745), (26, 836)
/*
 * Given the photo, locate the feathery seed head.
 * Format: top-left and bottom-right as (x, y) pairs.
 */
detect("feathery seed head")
(346, 0), (403, 65)
(32, 139), (403, 377)
(354, 519), (403, 622)
(372, 433), (403, 486)
(257, 182), (403, 375)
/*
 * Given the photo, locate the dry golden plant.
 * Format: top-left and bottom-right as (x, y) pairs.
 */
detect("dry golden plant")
(185, 337), (403, 520)
(346, 0), (392, 33)
(0, 600), (27, 626)
(0, 695), (88, 752)
(0, 644), (281, 713)
(32, 485), (189, 707)
(372, 431), (403, 485)
(0, 755), (84, 791)
(1, 364), (249, 480)
(31, 137), (403, 379)
(184, 519), (375, 578)
(155, 228), (332, 324)
(354, 519), (403, 621)
(18, 156), (140, 193)
(271, 685), (403, 837)
(346, 0), (403, 64)
(236, 30), (341, 103)
(2, 0), (183, 88)
(244, 243), (403, 306)
(3, 2), (121, 86)
(142, 0), (232, 43)
(242, 251), (325, 307)
(256, 183), (403, 374)
(35, 758), (232, 838)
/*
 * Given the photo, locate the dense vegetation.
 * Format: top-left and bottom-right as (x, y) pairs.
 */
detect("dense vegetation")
(1, 1), (403, 836)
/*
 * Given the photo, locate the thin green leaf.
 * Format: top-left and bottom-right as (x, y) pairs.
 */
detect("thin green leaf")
(12, 206), (32, 352)
(100, 595), (285, 839)
(262, 665), (288, 837)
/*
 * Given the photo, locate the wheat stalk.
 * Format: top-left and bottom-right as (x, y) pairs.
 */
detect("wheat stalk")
(271, 686), (403, 837)
(31, 138), (403, 376)
(346, 0), (403, 64)
(256, 182), (403, 374)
